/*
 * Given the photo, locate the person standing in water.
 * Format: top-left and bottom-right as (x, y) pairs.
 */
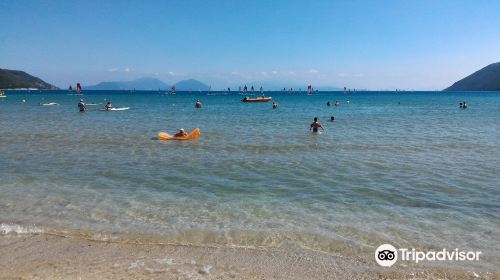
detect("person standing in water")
(195, 100), (202, 108)
(78, 99), (86, 112)
(310, 117), (324, 133)
(327, 101), (331, 107)
(272, 102), (278, 109)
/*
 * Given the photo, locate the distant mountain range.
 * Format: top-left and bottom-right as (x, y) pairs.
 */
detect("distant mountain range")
(0, 68), (58, 89)
(445, 62), (500, 91)
(85, 78), (170, 90)
(174, 79), (210, 91)
(85, 78), (210, 91)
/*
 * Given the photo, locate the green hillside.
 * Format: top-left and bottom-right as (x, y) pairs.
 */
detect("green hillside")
(445, 62), (500, 91)
(0, 68), (58, 89)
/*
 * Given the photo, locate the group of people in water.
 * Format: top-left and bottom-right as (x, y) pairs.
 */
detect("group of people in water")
(78, 99), (113, 112)
(76, 97), (339, 136)
(326, 100), (340, 107)
(459, 101), (468, 109)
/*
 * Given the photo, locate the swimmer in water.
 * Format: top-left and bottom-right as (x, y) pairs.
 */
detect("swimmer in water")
(327, 101), (331, 107)
(195, 100), (202, 108)
(272, 102), (278, 109)
(310, 117), (324, 133)
(329, 116), (335, 122)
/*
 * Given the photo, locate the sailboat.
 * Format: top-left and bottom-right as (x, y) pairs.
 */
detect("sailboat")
(68, 85), (73, 92)
(170, 85), (176, 95)
(76, 83), (82, 95)
(307, 85), (313, 95)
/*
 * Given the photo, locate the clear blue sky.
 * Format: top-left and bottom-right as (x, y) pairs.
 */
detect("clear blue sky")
(1, 0), (499, 90)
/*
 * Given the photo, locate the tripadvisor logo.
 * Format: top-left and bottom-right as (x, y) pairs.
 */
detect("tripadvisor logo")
(375, 244), (482, 267)
(375, 244), (398, 267)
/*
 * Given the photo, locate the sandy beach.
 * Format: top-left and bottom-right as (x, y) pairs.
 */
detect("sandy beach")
(0, 233), (497, 280)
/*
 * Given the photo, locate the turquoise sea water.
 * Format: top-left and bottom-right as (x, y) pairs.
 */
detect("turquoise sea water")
(1, 91), (499, 269)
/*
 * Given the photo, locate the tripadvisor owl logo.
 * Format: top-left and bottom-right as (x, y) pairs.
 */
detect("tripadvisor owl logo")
(375, 244), (398, 267)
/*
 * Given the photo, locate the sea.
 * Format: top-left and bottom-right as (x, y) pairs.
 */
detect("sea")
(0, 90), (499, 271)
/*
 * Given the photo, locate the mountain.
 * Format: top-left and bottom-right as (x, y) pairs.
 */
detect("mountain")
(86, 78), (170, 90)
(0, 68), (58, 89)
(174, 79), (209, 91)
(445, 62), (500, 91)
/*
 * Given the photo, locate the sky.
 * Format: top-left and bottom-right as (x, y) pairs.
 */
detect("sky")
(1, 0), (500, 90)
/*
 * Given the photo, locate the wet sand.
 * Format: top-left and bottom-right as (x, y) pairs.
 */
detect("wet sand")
(0, 234), (497, 279)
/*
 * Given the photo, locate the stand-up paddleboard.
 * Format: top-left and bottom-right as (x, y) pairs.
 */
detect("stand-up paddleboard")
(42, 102), (59, 106)
(109, 107), (129, 111)
(158, 128), (200, 140)
(100, 107), (130, 111)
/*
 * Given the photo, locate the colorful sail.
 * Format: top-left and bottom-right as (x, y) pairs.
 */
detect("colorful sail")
(76, 83), (82, 94)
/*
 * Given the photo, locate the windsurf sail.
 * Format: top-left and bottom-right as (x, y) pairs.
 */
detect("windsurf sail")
(307, 85), (313, 95)
(68, 85), (73, 91)
(76, 83), (82, 94)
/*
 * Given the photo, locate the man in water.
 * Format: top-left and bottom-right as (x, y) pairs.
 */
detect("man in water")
(272, 102), (278, 109)
(195, 100), (202, 108)
(105, 102), (113, 110)
(310, 117), (324, 133)
(174, 128), (188, 137)
(327, 101), (331, 107)
(78, 99), (86, 112)
(330, 116), (335, 122)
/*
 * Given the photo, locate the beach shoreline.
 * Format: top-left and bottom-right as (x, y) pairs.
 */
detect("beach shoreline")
(0, 233), (497, 279)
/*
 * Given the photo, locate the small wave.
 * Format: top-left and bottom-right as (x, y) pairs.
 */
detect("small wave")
(0, 223), (43, 235)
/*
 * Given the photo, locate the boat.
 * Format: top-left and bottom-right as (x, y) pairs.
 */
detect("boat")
(242, 96), (272, 103)
(170, 85), (176, 95)
(158, 128), (200, 140)
(0, 90), (6, 98)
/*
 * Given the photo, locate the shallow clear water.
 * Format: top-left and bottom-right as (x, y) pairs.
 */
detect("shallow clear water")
(0, 90), (499, 268)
